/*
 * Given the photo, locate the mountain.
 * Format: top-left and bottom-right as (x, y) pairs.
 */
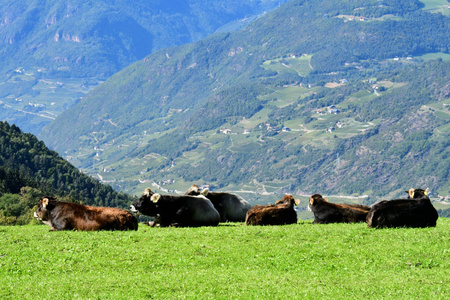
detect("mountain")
(0, 0), (286, 78)
(0, 121), (134, 225)
(0, 0), (288, 134)
(41, 0), (450, 200)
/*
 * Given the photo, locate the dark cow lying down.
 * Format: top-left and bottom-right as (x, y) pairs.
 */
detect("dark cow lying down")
(366, 188), (438, 228)
(245, 195), (299, 226)
(185, 185), (251, 222)
(309, 194), (370, 224)
(130, 188), (220, 227)
(34, 196), (138, 231)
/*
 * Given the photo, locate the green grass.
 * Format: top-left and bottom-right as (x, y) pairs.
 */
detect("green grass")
(260, 86), (311, 107)
(419, 0), (450, 15)
(418, 52), (450, 61)
(1, 219), (449, 299)
(261, 55), (313, 77)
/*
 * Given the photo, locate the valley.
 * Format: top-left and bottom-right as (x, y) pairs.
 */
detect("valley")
(67, 53), (449, 204)
(0, 67), (101, 134)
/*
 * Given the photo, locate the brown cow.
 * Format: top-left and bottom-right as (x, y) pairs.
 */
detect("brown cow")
(245, 195), (299, 226)
(34, 196), (138, 231)
(309, 194), (369, 224)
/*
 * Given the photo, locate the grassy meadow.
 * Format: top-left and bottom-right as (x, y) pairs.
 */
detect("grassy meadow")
(1, 219), (449, 299)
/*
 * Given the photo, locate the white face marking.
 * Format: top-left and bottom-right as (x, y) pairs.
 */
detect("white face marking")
(130, 205), (137, 213)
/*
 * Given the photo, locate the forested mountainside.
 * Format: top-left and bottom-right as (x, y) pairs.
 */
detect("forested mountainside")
(40, 0), (449, 199)
(0, 0), (287, 135)
(0, 121), (134, 225)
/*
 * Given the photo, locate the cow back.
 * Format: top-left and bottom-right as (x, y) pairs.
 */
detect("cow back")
(309, 195), (368, 224)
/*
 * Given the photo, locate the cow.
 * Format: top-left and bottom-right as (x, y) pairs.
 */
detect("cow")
(309, 194), (369, 224)
(366, 188), (438, 228)
(130, 188), (220, 227)
(184, 185), (251, 222)
(245, 195), (299, 226)
(34, 196), (138, 231)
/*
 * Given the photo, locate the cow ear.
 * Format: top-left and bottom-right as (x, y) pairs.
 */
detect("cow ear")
(408, 188), (414, 198)
(324, 198), (329, 202)
(151, 194), (161, 203)
(309, 197), (314, 205)
(294, 199), (300, 206)
(191, 185), (199, 193)
(42, 197), (49, 208)
(424, 188), (429, 196)
(200, 188), (209, 196)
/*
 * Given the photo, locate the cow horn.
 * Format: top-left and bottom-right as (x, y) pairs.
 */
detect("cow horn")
(200, 188), (209, 196)
(42, 197), (49, 208)
(408, 188), (414, 198)
(294, 199), (300, 206)
(144, 188), (152, 196)
(151, 194), (161, 203)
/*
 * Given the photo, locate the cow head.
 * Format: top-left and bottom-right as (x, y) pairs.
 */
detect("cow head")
(130, 188), (157, 215)
(406, 188), (429, 199)
(184, 185), (209, 197)
(34, 196), (57, 221)
(309, 194), (328, 207)
(276, 195), (300, 206)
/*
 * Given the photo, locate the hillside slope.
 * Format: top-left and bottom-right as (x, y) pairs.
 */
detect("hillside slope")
(0, 121), (134, 224)
(41, 0), (450, 199)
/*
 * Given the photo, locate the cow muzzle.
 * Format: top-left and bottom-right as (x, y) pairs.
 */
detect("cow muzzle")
(130, 205), (138, 213)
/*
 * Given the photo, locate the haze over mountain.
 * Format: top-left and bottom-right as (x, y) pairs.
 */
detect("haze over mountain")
(0, 0), (287, 134)
(0, 0), (286, 78)
(2, 0), (448, 204)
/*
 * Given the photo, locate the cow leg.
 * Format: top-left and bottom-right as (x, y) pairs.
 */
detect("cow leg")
(51, 218), (71, 230)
